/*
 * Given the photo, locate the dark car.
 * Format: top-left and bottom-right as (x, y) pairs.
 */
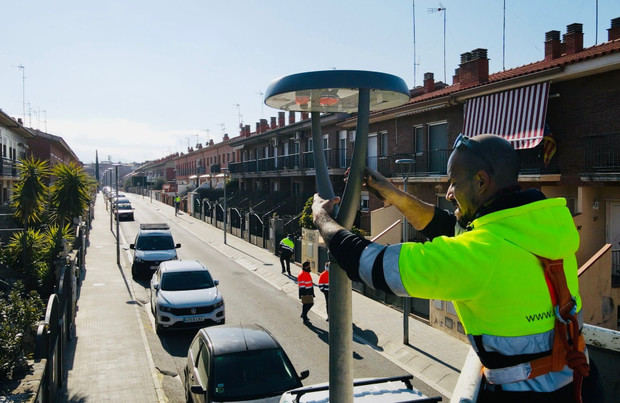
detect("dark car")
(184, 324), (309, 403)
(130, 223), (181, 279)
(114, 202), (134, 221)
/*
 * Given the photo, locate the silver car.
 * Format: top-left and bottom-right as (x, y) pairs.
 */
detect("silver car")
(150, 260), (225, 334)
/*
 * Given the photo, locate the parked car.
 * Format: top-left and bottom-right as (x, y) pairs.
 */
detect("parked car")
(130, 223), (180, 279)
(150, 259), (225, 333)
(280, 375), (441, 402)
(184, 324), (309, 403)
(114, 200), (134, 221)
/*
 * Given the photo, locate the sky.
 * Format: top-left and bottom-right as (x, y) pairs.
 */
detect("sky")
(1, 1), (619, 164)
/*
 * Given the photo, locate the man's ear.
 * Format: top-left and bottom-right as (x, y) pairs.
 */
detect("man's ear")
(474, 170), (492, 194)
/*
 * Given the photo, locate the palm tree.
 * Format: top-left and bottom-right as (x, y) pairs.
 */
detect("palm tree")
(5, 229), (48, 292)
(11, 157), (50, 228)
(49, 163), (94, 226)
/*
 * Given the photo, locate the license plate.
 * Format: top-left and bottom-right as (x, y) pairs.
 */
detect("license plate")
(184, 316), (206, 323)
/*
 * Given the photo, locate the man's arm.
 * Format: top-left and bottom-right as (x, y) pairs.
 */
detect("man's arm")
(364, 168), (436, 231)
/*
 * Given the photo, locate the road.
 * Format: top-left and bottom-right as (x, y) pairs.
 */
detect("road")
(112, 193), (439, 401)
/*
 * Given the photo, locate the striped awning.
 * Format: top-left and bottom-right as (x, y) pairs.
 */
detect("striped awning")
(462, 82), (549, 149)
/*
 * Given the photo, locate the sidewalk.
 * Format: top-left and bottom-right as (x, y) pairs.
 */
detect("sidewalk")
(153, 198), (471, 399)
(60, 193), (163, 402)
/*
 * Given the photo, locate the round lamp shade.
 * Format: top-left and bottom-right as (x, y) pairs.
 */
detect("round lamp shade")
(265, 70), (410, 113)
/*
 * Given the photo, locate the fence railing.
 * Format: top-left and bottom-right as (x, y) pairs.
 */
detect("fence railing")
(32, 219), (89, 403)
(584, 133), (620, 172)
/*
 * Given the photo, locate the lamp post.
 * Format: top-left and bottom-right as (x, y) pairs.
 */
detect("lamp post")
(222, 168), (229, 244)
(395, 158), (415, 345)
(115, 164), (120, 265)
(265, 70), (409, 402)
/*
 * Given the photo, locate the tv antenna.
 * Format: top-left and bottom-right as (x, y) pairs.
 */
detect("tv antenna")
(219, 123), (226, 135)
(234, 103), (243, 128)
(428, 4), (447, 83)
(17, 65), (26, 122)
(257, 91), (264, 116)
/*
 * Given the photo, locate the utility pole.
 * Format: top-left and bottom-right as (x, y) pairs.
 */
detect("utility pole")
(17, 65), (25, 123)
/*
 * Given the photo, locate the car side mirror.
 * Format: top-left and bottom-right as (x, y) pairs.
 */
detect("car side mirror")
(299, 370), (310, 380)
(176, 243), (181, 248)
(190, 385), (204, 394)
(214, 280), (219, 286)
(130, 244), (135, 249)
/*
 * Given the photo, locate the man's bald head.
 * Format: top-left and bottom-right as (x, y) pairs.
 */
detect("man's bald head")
(455, 134), (519, 189)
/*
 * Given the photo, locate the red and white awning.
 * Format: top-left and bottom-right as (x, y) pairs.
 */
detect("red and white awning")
(462, 82), (549, 149)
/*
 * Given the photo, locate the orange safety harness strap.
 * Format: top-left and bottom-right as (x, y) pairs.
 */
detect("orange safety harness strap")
(527, 257), (589, 403)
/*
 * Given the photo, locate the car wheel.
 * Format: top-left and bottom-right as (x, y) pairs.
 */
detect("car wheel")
(156, 322), (164, 335)
(131, 264), (138, 279)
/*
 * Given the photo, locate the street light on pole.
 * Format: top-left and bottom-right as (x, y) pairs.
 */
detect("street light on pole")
(395, 158), (415, 345)
(115, 164), (120, 265)
(222, 167), (229, 244)
(265, 70), (409, 402)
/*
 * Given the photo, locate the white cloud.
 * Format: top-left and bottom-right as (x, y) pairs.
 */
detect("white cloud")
(47, 117), (200, 164)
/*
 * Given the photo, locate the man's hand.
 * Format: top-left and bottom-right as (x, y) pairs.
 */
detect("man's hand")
(312, 194), (341, 222)
(364, 168), (397, 203)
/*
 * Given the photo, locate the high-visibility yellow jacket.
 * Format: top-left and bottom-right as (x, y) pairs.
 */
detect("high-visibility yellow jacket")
(329, 196), (581, 392)
(280, 237), (294, 253)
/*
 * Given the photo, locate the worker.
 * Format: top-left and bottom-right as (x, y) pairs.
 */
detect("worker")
(298, 261), (314, 323)
(279, 234), (295, 275)
(174, 194), (181, 216)
(318, 261), (329, 321)
(312, 134), (588, 402)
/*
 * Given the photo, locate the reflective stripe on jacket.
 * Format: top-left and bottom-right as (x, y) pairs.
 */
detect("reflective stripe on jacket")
(280, 237), (294, 252)
(318, 270), (329, 293)
(352, 198), (582, 392)
(298, 271), (314, 298)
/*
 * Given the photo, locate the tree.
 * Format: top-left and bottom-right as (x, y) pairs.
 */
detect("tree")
(299, 196), (316, 229)
(49, 163), (93, 226)
(11, 157), (50, 228)
(4, 229), (48, 292)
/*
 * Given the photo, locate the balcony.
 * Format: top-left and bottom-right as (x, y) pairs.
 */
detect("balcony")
(0, 158), (18, 178)
(583, 133), (620, 174)
(229, 149), (349, 175)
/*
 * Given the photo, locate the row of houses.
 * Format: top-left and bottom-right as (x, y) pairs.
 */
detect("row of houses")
(132, 18), (620, 332)
(0, 112), (81, 208)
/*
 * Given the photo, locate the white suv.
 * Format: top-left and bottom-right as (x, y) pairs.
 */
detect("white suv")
(150, 260), (225, 333)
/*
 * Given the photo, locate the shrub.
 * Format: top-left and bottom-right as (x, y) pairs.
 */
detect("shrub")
(5, 229), (48, 293)
(299, 196), (316, 230)
(0, 282), (44, 380)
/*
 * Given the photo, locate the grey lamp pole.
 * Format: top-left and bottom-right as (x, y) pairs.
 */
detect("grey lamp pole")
(222, 168), (228, 244)
(395, 158), (415, 344)
(265, 70), (409, 402)
(115, 165), (120, 265)
(109, 170), (113, 232)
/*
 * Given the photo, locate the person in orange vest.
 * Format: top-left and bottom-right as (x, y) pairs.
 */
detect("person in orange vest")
(318, 261), (329, 321)
(297, 261), (314, 324)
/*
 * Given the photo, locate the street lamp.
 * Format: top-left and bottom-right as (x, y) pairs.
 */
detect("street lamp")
(221, 168), (229, 244)
(265, 70), (409, 402)
(395, 158), (415, 345)
(115, 164), (120, 265)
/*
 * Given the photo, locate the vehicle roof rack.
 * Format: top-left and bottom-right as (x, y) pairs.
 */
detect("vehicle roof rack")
(139, 223), (170, 230)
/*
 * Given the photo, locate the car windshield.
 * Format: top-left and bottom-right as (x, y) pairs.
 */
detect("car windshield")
(211, 348), (300, 400)
(135, 235), (174, 250)
(117, 203), (132, 210)
(160, 271), (214, 291)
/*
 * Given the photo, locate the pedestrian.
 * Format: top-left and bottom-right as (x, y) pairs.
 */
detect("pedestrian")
(279, 234), (295, 275)
(298, 261), (314, 323)
(312, 134), (589, 402)
(174, 194), (181, 216)
(318, 261), (329, 321)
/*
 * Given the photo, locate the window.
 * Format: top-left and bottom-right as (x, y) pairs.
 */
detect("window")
(322, 134), (329, 150)
(339, 130), (347, 168)
(196, 343), (209, 385)
(360, 192), (369, 212)
(414, 126), (425, 156)
(380, 132), (388, 157)
(428, 122), (448, 173)
(307, 138), (313, 152)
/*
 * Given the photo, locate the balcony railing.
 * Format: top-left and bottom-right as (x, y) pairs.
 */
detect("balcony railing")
(230, 150), (349, 174)
(584, 133), (620, 172)
(1, 158), (18, 178)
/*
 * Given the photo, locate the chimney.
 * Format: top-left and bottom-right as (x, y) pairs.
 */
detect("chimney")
(17, 118), (23, 125)
(270, 116), (277, 129)
(209, 139), (214, 146)
(609, 17), (620, 41)
(301, 112), (309, 120)
(545, 30), (561, 60)
(423, 72), (435, 92)
(563, 23), (583, 55)
(244, 124), (251, 137)
(255, 122), (260, 134)
(260, 118), (269, 133)
(458, 48), (488, 86)
(288, 111), (296, 124)
(223, 133), (229, 141)
(452, 68), (460, 85)
(278, 111), (285, 127)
